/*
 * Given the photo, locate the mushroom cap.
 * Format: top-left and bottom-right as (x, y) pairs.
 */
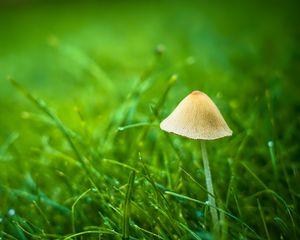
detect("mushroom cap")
(160, 90), (232, 140)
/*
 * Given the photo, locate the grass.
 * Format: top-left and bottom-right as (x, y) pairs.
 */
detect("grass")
(0, 1), (300, 239)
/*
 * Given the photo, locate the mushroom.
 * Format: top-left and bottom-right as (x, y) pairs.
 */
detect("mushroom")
(160, 90), (232, 232)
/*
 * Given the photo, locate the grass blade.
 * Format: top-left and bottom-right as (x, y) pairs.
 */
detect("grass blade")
(9, 79), (90, 174)
(122, 170), (136, 240)
(257, 198), (270, 240)
(71, 188), (92, 236)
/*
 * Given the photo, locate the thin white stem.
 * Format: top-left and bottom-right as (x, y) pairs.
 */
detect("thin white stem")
(201, 141), (219, 232)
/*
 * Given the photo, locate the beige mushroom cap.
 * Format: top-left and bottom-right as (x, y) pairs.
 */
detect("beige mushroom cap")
(160, 90), (232, 140)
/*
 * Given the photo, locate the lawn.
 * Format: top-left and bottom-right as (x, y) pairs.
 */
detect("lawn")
(0, 1), (299, 239)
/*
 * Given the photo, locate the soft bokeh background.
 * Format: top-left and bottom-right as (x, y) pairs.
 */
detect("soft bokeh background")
(0, 0), (299, 239)
(1, 0), (299, 144)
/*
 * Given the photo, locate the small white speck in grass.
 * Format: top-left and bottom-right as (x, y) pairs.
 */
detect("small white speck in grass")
(268, 140), (278, 179)
(268, 140), (274, 148)
(8, 208), (15, 216)
(0, 217), (3, 223)
(205, 200), (209, 205)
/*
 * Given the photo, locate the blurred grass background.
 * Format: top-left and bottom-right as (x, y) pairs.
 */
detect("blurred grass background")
(0, 0), (299, 239)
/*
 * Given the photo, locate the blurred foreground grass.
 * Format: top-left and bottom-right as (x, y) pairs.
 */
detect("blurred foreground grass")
(0, 1), (300, 239)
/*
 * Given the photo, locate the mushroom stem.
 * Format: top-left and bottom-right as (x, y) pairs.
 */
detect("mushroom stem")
(201, 141), (219, 231)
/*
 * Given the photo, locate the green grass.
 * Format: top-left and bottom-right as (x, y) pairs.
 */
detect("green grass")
(0, 1), (300, 239)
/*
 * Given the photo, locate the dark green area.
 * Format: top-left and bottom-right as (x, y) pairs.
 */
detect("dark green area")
(0, 1), (299, 239)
